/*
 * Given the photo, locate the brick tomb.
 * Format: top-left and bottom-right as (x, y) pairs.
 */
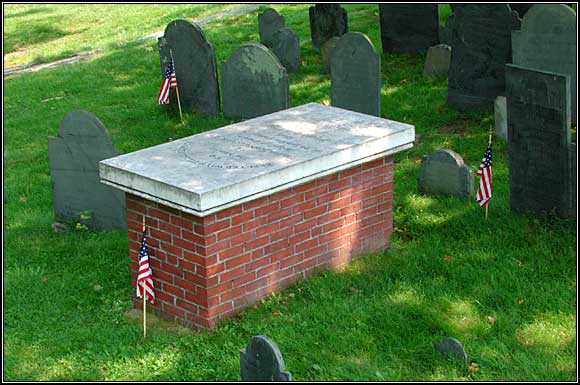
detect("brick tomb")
(99, 103), (415, 330)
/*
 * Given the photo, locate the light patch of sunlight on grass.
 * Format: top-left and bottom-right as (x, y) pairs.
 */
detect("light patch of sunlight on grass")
(441, 299), (480, 334)
(516, 313), (576, 352)
(404, 194), (436, 211)
(388, 286), (423, 306)
(382, 86), (400, 96)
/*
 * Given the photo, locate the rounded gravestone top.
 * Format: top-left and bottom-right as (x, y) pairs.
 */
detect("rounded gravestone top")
(418, 148), (474, 199)
(272, 27), (300, 72)
(59, 110), (112, 143)
(258, 8), (286, 47)
(333, 31), (377, 56)
(225, 42), (286, 75)
(520, 4), (576, 34)
(433, 336), (469, 366)
(240, 335), (291, 381)
(164, 19), (210, 47)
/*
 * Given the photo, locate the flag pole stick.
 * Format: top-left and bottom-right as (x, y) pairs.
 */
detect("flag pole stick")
(142, 216), (147, 339)
(169, 49), (184, 124)
(485, 126), (493, 220)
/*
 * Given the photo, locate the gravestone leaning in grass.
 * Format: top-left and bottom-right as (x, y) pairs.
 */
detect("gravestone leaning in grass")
(48, 110), (126, 230)
(309, 3), (348, 50)
(240, 336), (292, 381)
(221, 43), (289, 120)
(511, 4), (577, 123)
(330, 32), (380, 117)
(378, 4), (440, 54)
(258, 8), (286, 48)
(159, 19), (220, 116)
(423, 44), (451, 79)
(446, 4), (521, 112)
(506, 64), (575, 219)
(417, 149), (474, 199)
(271, 27), (301, 73)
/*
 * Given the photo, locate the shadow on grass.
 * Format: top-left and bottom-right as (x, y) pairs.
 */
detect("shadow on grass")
(4, 6), (53, 19)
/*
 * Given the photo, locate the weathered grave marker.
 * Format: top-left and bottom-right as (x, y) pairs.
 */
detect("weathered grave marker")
(423, 44), (451, 79)
(494, 96), (508, 141)
(331, 32), (380, 117)
(447, 5), (521, 112)
(433, 337), (469, 367)
(258, 8), (286, 48)
(160, 20), (220, 116)
(321, 36), (340, 74)
(418, 149), (474, 199)
(309, 4), (348, 50)
(378, 4), (439, 54)
(221, 43), (289, 120)
(271, 27), (301, 73)
(48, 110), (126, 230)
(511, 4), (577, 123)
(240, 336), (292, 381)
(506, 64), (574, 218)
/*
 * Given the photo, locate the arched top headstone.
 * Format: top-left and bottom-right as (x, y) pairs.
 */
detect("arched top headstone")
(240, 335), (292, 381)
(259, 8), (286, 47)
(417, 148), (474, 199)
(433, 337), (469, 367)
(164, 19), (211, 48)
(519, 4), (576, 34)
(271, 27), (301, 73)
(224, 43), (286, 79)
(309, 3), (348, 50)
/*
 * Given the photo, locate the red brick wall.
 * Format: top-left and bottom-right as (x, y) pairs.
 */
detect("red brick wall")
(127, 156), (394, 330)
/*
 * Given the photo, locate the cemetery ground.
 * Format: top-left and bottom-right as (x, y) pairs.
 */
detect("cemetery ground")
(3, 4), (576, 382)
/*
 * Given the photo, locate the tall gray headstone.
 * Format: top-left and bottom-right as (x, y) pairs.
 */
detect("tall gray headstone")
(423, 44), (451, 79)
(511, 4), (577, 123)
(258, 8), (286, 48)
(506, 64), (574, 219)
(494, 96), (508, 141)
(309, 4), (348, 50)
(240, 336), (292, 381)
(331, 32), (380, 117)
(378, 4), (440, 54)
(221, 43), (289, 120)
(48, 111), (126, 230)
(160, 20), (220, 116)
(321, 36), (340, 74)
(447, 5), (521, 112)
(271, 27), (301, 73)
(418, 149), (474, 199)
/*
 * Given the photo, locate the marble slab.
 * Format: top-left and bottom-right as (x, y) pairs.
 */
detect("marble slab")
(99, 103), (415, 215)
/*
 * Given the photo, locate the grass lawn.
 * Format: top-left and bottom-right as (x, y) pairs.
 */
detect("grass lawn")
(3, 3), (576, 381)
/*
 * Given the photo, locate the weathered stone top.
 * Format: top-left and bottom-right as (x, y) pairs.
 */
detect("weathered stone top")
(99, 103), (415, 215)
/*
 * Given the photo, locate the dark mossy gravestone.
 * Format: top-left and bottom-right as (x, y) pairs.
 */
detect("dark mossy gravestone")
(258, 8), (286, 48)
(378, 4), (439, 54)
(48, 110), (126, 230)
(330, 32), (380, 117)
(446, 5), (521, 112)
(160, 19), (220, 116)
(433, 337), (469, 367)
(309, 4), (348, 50)
(506, 64), (575, 219)
(423, 44), (451, 79)
(321, 36), (340, 74)
(221, 43), (289, 120)
(418, 149), (474, 199)
(240, 336), (292, 381)
(271, 27), (300, 73)
(511, 4), (577, 123)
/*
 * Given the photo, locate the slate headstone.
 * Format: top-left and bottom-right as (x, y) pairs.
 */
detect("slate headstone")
(494, 96), (508, 141)
(48, 110), (126, 230)
(240, 336), (292, 381)
(160, 20), (220, 116)
(271, 27), (301, 73)
(321, 36), (340, 74)
(509, 4), (534, 18)
(258, 8), (286, 48)
(433, 337), (469, 367)
(446, 5), (521, 112)
(423, 44), (451, 79)
(378, 4), (440, 54)
(506, 64), (574, 219)
(330, 32), (380, 117)
(309, 4), (348, 50)
(221, 43), (289, 120)
(418, 149), (474, 199)
(511, 4), (577, 123)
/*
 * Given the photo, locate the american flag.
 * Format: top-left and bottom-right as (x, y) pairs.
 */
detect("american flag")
(476, 142), (493, 208)
(157, 58), (177, 104)
(136, 230), (155, 304)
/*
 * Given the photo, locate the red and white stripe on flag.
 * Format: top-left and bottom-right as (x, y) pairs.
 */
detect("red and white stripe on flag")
(157, 59), (177, 105)
(476, 143), (492, 208)
(136, 231), (155, 304)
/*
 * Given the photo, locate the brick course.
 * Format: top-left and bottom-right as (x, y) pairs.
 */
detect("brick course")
(128, 156), (394, 330)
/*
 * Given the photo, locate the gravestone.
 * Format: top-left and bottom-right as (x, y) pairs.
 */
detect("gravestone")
(331, 32), (381, 117)
(433, 337), (469, 367)
(423, 44), (451, 79)
(509, 4), (534, 18)
(271, 27), (301, 73)
(258, 8), (286, 48)
(221, 43), (289, 120)
(378, 4), (440, 54)
(240, 336), (292, 381)
(511, 4), (577, 123)
(321, 36), (340, 74)
(418, 149), (474, 199)
(446, 5), (521, 112)
(48, 110), (126, 230)
(309, 4), (348, 50)
(494, 96), (508, 141)
(159, 20), (220, 116)
(506, 64), (574, 219)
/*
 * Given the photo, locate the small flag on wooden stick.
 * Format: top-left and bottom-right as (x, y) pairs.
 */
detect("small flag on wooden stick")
(136, 222), (155, 304)
(157, 58), (177, 105)
(476, 129), (493, 218)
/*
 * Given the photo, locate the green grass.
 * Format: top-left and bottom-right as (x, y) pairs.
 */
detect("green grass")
(3, 4), (576, 381)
